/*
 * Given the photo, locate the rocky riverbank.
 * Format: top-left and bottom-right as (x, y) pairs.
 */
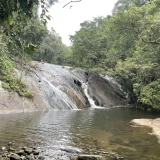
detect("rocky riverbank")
(0, 142), (124, 160)
(0, 142), (43, 160)
(131, 118), (160, 143)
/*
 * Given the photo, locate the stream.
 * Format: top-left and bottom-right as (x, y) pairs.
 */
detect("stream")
(0, 108), (160, 160)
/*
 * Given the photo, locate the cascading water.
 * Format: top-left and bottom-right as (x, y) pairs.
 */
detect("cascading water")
(81, 82), (102, 108)
(71, 70), (101, 108)
(41, 78), (78, 110)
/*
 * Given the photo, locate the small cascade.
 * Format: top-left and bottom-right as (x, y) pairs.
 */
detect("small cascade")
(41, 78), (78, 110)
(82, 82), (102, 108)
(71, 71), (102, 108)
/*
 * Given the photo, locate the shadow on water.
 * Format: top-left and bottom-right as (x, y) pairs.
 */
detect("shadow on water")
(0, 108), (160, 159)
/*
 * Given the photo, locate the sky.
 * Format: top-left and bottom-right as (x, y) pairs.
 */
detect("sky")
(48, 0), (118, 46)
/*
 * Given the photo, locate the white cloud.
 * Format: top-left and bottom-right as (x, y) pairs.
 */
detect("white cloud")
(48, 0), (117, 45)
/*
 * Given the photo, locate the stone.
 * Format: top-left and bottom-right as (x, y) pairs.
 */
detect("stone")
(26, 155), (35, 160)
(72, 154), (104, 160)
(16, 150), (25, 156)
(32, 147), (37, 150)
(24, 148), (33, 155)
(8, 142), (13, 146)
(32, 150), (39, 155)
(9, 148), (15, 152)
(38, 156), (45, 160)
(102, 152), (109, 155)
(20, 156), (26, 160)
(10, 153), (21, 160)
(114, 157), (124, 160)
(61, 147), (82, 153)
(1, 147), (6, 151)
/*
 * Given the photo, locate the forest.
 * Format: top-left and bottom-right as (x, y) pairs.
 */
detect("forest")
(0, 0), (160, 111)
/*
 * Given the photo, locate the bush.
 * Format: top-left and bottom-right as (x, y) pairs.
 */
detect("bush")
(139, 79), (160, 110)
(0, 35), (33, 99)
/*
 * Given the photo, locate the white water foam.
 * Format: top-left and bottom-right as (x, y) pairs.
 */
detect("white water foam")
(42, 78), (78, 110)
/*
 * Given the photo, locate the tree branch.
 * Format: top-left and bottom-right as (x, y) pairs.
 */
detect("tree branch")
(63, 0), (82, 8)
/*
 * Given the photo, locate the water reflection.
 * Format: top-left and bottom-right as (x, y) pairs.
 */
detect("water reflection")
(0, 108), (160, 160)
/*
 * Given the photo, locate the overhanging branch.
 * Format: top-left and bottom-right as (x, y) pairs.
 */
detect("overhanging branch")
(63, 0), (82, 8)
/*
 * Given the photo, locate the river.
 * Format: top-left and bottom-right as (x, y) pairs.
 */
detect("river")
(0, 108), (160, 160)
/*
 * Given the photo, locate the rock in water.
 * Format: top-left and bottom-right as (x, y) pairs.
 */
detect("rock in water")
(24, 147), (33, 154)
(38, 156), (45, 160)
(10, 153), (21, 160)
(32, 150), (39, 155)
(16, 150), (25, 156)
(72, 154), (105, 160)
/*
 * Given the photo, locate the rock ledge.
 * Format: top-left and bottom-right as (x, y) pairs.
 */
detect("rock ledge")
(131, 118), (160, 143)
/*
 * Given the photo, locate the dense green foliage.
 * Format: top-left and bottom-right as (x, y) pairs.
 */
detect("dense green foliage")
(69, 0), (160, 110)
(0, 0), (68, 98)
(33, 31), (70, 65)
(0, 34), (33, 98)
(0, 0), (57, 22)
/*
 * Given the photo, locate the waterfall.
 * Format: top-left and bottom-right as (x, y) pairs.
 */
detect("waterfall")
(41, 78), (78, 110)
(82, 82), (102, 108)
(70, 71), (101, 108)
(31, 62), (105, 110)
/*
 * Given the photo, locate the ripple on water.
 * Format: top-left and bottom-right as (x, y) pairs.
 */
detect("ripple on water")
(0, 109), (160, 160)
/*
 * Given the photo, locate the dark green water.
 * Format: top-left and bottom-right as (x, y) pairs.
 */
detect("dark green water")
(0, 108), (160, 160)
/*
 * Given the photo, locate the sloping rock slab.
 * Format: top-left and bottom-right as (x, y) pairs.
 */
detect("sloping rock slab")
(0, 81), (47, 114)
(88, 72), (128, 107)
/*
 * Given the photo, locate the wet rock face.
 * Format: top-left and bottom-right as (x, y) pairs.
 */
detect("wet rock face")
(71, 69), (89, 82)
(30, 63), (89, 110)
(0, 61), (130, 113)
(88, 72), (128, 107)
(0, 81), (47, 114)
(0, 62), (89, 113)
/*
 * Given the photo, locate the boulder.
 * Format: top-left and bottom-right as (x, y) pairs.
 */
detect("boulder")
(38, 156), (45, 160)
(16, 150), (25, 156)
(88, 72), (128, 107)
(24, 147), (33, 154)
(32, 150), (39, 155)
(10, 153), (21, 160)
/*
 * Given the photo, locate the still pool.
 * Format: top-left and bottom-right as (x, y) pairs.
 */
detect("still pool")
(0, 108), (160, 160)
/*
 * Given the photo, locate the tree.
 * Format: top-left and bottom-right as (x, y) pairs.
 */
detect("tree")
(70, 17), (110, 68)
(70, 0), (160, 110)
(34, 31), (69, 64)
(0, 0), (57, 22)
(112, 0), (153, 13)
